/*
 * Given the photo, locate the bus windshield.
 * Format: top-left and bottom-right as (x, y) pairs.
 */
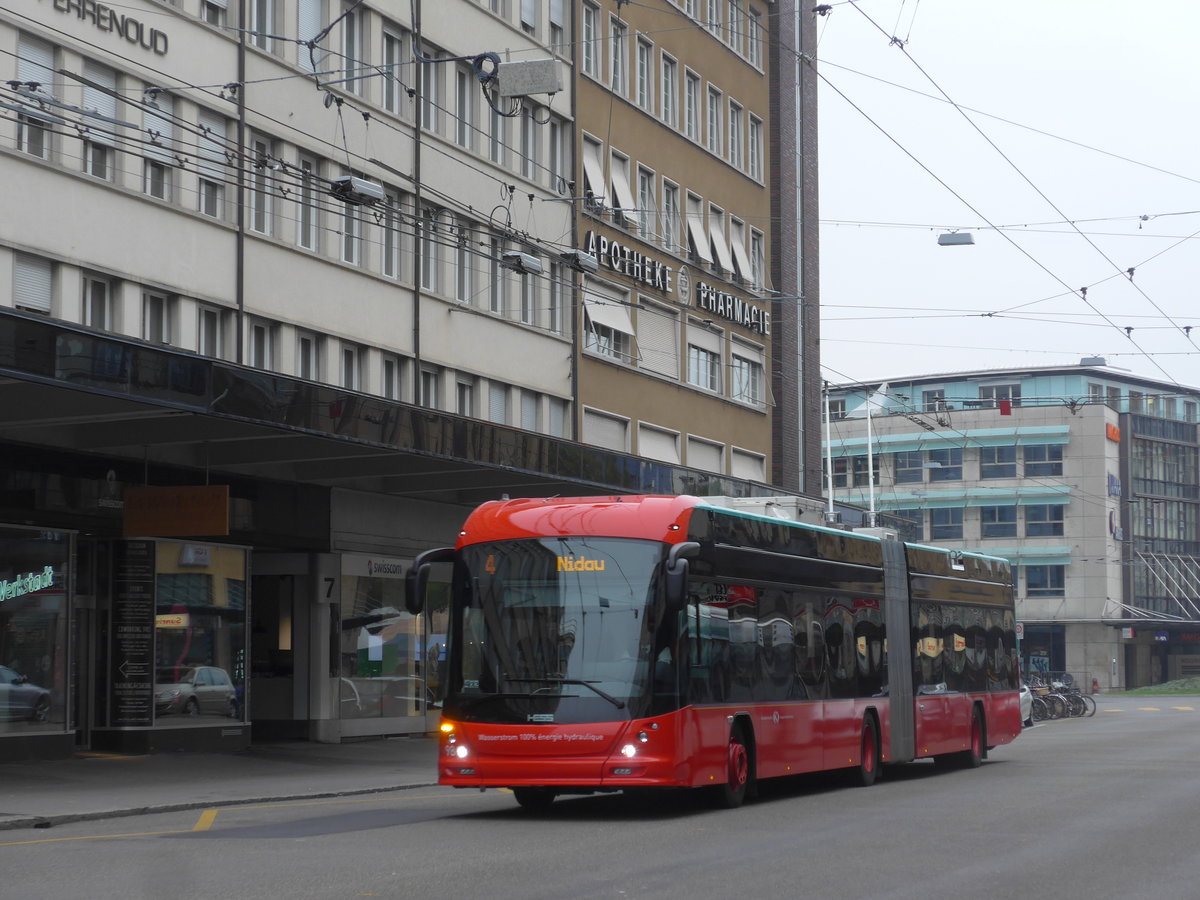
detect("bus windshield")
(452, 537), (667, 724)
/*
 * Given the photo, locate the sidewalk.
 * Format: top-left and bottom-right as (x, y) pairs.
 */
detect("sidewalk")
(0, 736), (439, 832)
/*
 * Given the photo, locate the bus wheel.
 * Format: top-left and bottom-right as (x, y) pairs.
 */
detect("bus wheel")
(512, 787), (556, 811)
(715, 729), (751, 808)
(962, 708), (984, 768)
(856, 717), (879, 787)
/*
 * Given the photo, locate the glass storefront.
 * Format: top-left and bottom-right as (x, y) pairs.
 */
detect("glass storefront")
(0, 527), (71, 735)
(153, 542), (248, 723)
(338, 555), (433, 721)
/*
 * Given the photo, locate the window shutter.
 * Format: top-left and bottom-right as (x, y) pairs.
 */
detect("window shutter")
(17, 34), (55, 89)
(637, 303), (678, 377)
(143, 93), (175, 164)
(82, 61), (118, 146)
(583, 410), (627, 451)
(14, 254), (53, 313)
(196, 109), (227, 180)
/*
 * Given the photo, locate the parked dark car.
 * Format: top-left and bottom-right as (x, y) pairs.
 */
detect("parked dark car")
(0, 665), (51, 722)
(155, 666), (239, 718)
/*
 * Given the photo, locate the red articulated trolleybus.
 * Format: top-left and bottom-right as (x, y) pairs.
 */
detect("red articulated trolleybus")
(405, 494), (1021, 810)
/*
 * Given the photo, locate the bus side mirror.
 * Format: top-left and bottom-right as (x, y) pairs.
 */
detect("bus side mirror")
(665, 541), (700, 611)
(405, 547), (455, 615)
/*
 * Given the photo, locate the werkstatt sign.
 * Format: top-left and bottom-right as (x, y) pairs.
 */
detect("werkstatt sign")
(123, 485), (230, 537)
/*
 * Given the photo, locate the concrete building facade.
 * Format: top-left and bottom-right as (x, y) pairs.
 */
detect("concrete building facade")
(825, 361), (1200, 691)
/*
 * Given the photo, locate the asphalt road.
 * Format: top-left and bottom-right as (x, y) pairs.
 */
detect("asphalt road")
(3, 699), (1196, 900)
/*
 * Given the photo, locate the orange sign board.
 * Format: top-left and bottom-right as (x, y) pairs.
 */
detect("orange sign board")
(1106, 423), (1121, 442)
(123, 485), (230, 537)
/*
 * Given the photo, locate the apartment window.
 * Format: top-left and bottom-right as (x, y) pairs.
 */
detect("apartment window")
(637, 300), (678, 378)
(826, 399), (846, 421)
(750, 230), (764, 292)
(456, 222), (474, 302)
(889, 509), (924, 541)
(250, 137), (273, 234)
(610, 17), (628, 95)
(893, 451), (924, 484)
(382, 356), (402, 400)
(548, 397), (568, 437)
(706, 0), (721, 36)
(581, 2), (599, 77)
(636, 37), (653, 110)
(1026, 565), (1065, 598)
(420, 368), (440, 408)
(455, 378), (476, 416)
(927, 447), (962, 480)
(489, 105), (506, 165)
(585, 409), (630, 452)
(297, 0), (321, 68)
(662, 181), (680, 251)
(250, 321), (276, 369)
(661, 55), (678, 127)
(1026, 505), (1065, 537)
(420, 207), (440, 291)
(488, 383), (510, 424)
(728, 100), (743, 168)
(341, 4), (362, 94)
(731, 351), (764, 404)
(851, 456), (878, 487)
(83, 275), (112, 330)
(420, 47), (441, 132)
(194, 0), (225, 25)
(687, 436), (723, 473)
(687, 326), (721, 392)
(82, 61), (117, 180)
(488, 235), (505, 313)
(747, 7), (763, 67)
(685, 193), (713, 266)
(457, 67), (475, 149)
(980, 383), (1021, 408)
(980, 446), (1017, 478)
(142, 292), (171, 344)
(250, 0), (274, 50)
(341, 344), (363, 389)
(143, 161), (171, 200)
(520, 0), (538, 34)
(730, 218), (753, 285)
(521, 391), (540, 431)
(13, 254), (53, 314)
(684, 72), (700, 140)
(930, 507), (964, 541)
(197, 109), (227, 218)
(923, 389), (946, 412)
(198, 307), (224, 357)
(637, 167), (655, 236)
(341, 201), (362, 265)
(549, 0), (567, 50)
(981, 506), (1018, 538)
(141, 90), (174, 200)
(548, 117), (566, 193)
(1128, 390), (1143, 413)
(382, 193), (401, 278)
(609, 150), (638, 229)
(297, 157), (320, 250)
(297, 331), (320, 381)
(548, 262), (564, 334)
(706, 87), (722, 155)
(1024, 444), (1064, 476)
(521, 103), (538, 180)
(520, 254), (538, 324)
(17, 114), (50, 159)
(708, 205), (735, 276)
(584, 294), (634, 362)
(383, 29), (407, 113)
(748, 115), (762, 180)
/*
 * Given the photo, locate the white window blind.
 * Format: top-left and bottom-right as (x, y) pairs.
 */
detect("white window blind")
(583, 409), (627, 451)
(686, 201), (713, 264)
(731, 449), (765, 481)
(196, 109), (227, 179)
(297, 0), (323, 68)
(709, 214), (735, 274)
(687, 321), (721, 355)
(637, 302), (678, 377)
(550, 0), (565, 26)
(14, 254), (53, 313)
(82, 61), (118, 146)
(521, 0), (538, 27)
(17, 34), (55, 89)
(521, 392), (538, 430)
(143, 93), (174, 163)
(687, 437), (723, 473)
(638, 424), (680, 463)
(582, 139), (607, 206)
(488, 383), (509, 424)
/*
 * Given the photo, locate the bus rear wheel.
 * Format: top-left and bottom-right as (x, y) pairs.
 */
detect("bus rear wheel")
(856, 717), (879, 787)
(512, 787), (556, 811)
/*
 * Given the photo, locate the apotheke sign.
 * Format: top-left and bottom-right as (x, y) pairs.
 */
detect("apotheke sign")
(583, 231), (674, 294)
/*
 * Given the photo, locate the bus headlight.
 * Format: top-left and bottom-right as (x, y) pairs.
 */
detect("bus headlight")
(455, 744), (470, 759)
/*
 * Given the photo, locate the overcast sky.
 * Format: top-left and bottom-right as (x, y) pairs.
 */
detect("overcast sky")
(814, 0), (1200, 392)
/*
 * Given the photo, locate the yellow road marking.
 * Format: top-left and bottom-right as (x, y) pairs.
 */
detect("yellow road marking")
(1139, 707), (1161, 712)
(1172, 706), (1195, 712)
(1104, 708), (1123, 712)
(0, 827), (193, 847)
(193, 809), (218, 831)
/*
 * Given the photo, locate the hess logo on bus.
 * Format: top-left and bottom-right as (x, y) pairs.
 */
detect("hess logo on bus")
(556, 556), (606, 572)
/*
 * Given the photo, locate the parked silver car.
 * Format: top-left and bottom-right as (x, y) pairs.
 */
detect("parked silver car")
(1019, 682), (1033, 727)
(155, 666), (239, 718)
(0, 665), (51, 722)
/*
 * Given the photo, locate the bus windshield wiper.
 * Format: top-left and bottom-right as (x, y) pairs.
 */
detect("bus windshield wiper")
(504, 675), (626, 709)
